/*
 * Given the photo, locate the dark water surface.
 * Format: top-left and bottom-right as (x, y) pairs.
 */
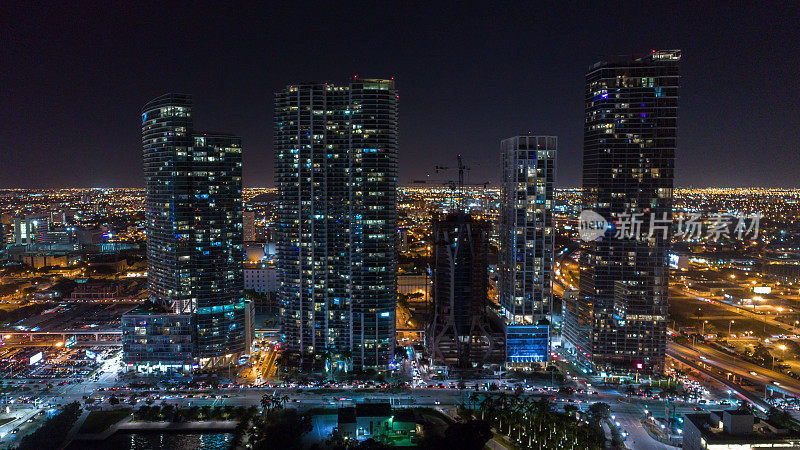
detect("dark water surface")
(67, 433), (233, 450)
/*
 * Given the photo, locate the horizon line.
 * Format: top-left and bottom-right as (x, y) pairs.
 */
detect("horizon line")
(2, 186), (800, 191)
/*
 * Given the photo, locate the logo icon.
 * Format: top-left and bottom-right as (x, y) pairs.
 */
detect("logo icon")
(579, 210), (608, 242)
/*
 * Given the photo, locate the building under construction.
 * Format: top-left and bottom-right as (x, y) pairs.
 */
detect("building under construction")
(427, 212), (505, 372)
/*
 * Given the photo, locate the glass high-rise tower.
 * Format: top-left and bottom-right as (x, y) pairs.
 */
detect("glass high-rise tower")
(137, 93), (246, 367)
(499, 135), (556, 367)
(568, 50), (680, 375)
(274, 79), (398, 372)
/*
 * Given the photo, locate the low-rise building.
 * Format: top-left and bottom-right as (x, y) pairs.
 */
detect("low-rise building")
(506, 324), (550, 367)
(121, 301), (195, 373)
(70, 279), (120, 301)
(337, 407), (357, 438)
(684, 410), (800, 450)
(14, 251), (80, 268)
(336, 403), (420, 443)
(762, 263), (800, 283)
(355, 403), (393, 439)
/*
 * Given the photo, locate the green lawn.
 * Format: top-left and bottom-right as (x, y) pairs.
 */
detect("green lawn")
(78, 409), (132, 434)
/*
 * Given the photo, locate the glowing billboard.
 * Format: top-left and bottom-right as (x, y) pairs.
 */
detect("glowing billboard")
(29, 351), (43, 365)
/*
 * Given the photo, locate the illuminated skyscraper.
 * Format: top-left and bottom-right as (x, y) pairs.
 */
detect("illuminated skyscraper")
(499, 135), (556, 367)
(126, 93), (246, 371)
(567, 50), (680, 374)
(12, 213), (49, 246)
(274, 79), (398, 371)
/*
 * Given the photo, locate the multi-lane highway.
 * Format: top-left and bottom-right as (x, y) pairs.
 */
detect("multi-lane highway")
(668, 340), (800, 397)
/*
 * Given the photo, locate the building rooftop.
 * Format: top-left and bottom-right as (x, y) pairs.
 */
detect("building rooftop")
(685, 411), (800, 444)
(0, 302), (139, 333)
(726, 409), (754, 416)
(355, 402), (391, 418)
(124, 300), (171, 316)
(591, 49), (681, 69)
(393, 409), (416, 423)
(338, 407), (356, 424)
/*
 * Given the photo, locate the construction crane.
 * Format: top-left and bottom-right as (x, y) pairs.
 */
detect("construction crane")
(413, 155), (491, 213)
(435, 154), (470, 190)
(434, 154), (471, 210)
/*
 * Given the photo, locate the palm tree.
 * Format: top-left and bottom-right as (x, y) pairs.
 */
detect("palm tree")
(260, 394), (267, 409)
(495, 392), (509, 432)
(522, 398), (543, 447)
(479, 395), (494, 421)
(260, 393), (274, 412)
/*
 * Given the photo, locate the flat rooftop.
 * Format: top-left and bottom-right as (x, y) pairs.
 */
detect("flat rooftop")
(1, 302), (138, 334)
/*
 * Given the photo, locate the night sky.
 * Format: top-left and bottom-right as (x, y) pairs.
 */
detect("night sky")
(2, 2), (799, 188)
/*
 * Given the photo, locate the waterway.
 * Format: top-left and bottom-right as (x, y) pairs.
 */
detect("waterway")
(67, 432), (233, 450)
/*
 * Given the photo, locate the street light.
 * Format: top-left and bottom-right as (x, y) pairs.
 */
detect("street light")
(771, 345), (787, 371)
(729, 320), (735, 335)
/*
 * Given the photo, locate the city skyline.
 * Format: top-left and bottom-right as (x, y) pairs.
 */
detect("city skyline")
(3, 3), (799, 189)
(1, 4), (800, 449)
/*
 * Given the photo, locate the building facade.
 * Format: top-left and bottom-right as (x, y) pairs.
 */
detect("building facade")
(499, 135), (557, 367)
(13, 213), (50, 246)
(562, 288), (592, 361)
(244, 264), (277, 294)
(274, 79), (398, 371)
(428, 213), (505, 371)
(121, 302), (195, 373)
(124, 93), (247, 370)
(243, 210), (256, 243)
(568, 50), (680, 374)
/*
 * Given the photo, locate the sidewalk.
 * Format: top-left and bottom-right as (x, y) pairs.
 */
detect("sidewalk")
(620, 416), (677, 450)
(601, 420), (614, 447)
(486, 428), (515, 450)
(485, 437), (512, 450)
